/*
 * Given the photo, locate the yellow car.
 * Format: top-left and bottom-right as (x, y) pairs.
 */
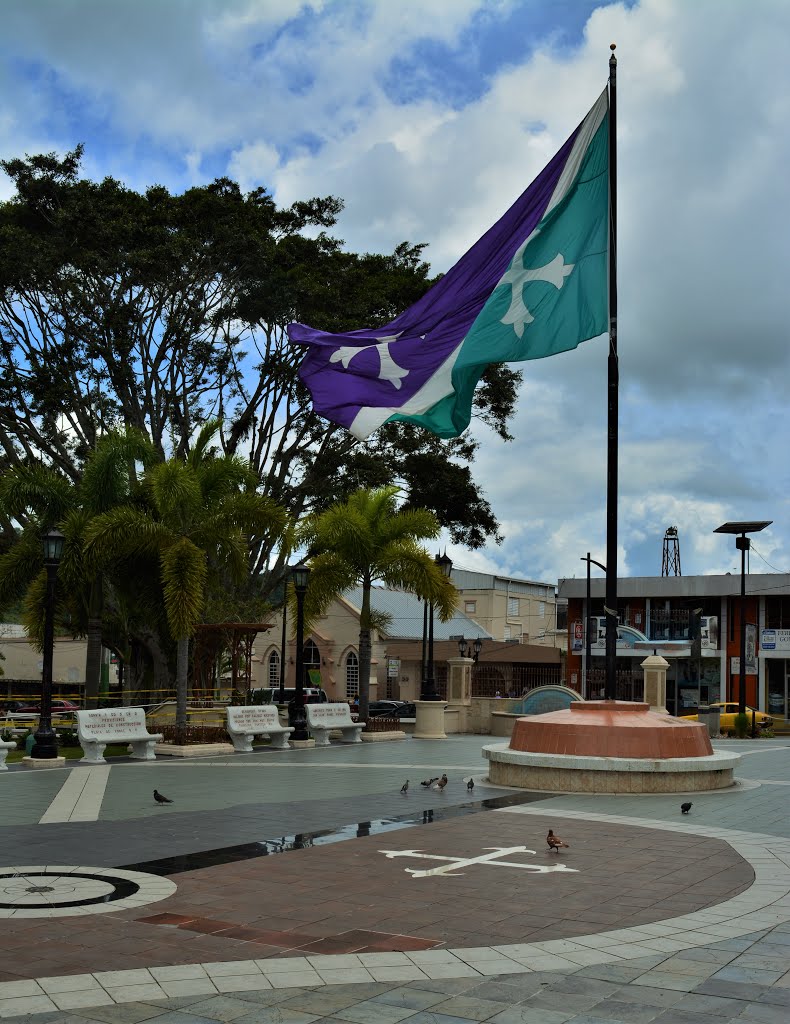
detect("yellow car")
(680, 703), (773, 731)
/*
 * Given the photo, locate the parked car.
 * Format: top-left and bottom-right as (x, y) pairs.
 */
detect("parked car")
(15, 699), (80, 714)
(367, 700), (416, 719)
(680, 703), (773, 731)
(0, 699), (25, 714)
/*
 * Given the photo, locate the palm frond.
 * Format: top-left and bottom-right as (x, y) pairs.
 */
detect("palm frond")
(145, 461), (202, 527)
(0, 464), (75, 523)
(79, 428), (156, 513)
(0, 529), (43, 610)
(160, 537), (208, 640)
(85, 507), (173, 570)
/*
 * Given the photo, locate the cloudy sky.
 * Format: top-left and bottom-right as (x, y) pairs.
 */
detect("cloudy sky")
(2, 0), (789, 589)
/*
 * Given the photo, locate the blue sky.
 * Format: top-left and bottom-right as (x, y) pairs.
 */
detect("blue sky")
(2, 0), (790, 587)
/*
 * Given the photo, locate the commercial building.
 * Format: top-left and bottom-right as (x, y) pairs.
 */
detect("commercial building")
(559, 572), (790, 724)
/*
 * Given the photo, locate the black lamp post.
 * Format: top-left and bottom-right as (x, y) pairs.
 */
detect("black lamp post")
(714, 521), (771, 715)
(457, 636), (483, 662)
(580, 553), (607, 699)
(421, 552), (453, 700)
(31, 527), (65, 760)
(278, 567), (290, 704)
(288, 562), (311, 741)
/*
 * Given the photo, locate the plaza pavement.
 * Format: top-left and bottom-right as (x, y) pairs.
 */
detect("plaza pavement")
(0, 735), (789, 1024)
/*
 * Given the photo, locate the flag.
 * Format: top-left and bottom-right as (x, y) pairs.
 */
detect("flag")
(288, 89), (609, 440)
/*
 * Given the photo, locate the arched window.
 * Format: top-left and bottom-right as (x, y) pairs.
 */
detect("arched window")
(267, 650), (280, 689)
(345, 651), (359, 699)
(303, 639), (320, 684)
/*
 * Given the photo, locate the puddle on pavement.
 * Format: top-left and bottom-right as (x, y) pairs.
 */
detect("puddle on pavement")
(122, 790), (551, 877)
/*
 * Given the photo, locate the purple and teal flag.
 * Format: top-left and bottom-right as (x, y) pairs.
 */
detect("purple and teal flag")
(288, 89), (609, 440)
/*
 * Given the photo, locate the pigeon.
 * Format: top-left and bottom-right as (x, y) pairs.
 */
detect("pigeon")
(681, 802), (692, 814)
(421, 777), (439, 788)
(154, 789), (173, 804)
(466, 778), (474, 792)
(434, 774), (448, 792)
(400, 780), (409, 793)
(547, 829), (569, 852)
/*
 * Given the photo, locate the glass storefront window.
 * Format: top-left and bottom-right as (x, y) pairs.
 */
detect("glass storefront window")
(767, 659), (787, 718)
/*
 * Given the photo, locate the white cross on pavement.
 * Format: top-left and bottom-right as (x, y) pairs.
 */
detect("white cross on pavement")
(380, 845), (578, 878)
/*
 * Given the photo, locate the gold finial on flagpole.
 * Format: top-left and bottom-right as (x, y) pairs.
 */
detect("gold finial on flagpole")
(610, 43), (616, 51)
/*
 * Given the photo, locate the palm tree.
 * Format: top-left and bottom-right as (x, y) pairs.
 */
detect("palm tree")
(0, 429), (155, 705)
(299, 485), (456, 721)
(85, 438), (287, 728)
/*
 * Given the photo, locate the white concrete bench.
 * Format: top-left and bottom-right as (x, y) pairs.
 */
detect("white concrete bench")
(0, 738), (17, 770)
(226, 705), (294, 752)
(306, 703), (366, 746)
(76, 707), (163, 763)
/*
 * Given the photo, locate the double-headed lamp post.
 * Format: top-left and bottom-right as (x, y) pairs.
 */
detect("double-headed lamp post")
(457, 636), (483, 662)
(32, 527), (65, 760)
(288, 562), (311, 741)
(421, 552), (453, 700)
(714, 521), (772, 715)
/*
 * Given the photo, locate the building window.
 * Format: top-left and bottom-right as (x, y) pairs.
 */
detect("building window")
(507, 597), (519, 617)
(538, 601), (545, 617)
(267, 650), (280, 688)
(504, 625), (511, 640)
(766, 597), (790, 629)
(345, 651), (359, 698)
(303, 639), (320, 684)
(464, 600), (477, 614)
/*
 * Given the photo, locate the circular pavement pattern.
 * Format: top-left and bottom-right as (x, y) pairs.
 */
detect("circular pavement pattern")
(0, 865), (176, 918)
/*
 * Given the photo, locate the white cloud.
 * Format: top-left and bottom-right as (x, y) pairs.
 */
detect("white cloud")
(2, 0), (790, 586)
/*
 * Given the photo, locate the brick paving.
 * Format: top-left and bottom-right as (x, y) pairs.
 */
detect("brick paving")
(0, 735), (788, 1023)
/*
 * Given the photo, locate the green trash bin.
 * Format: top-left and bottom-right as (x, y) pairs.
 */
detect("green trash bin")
(25, 732), (35, 756)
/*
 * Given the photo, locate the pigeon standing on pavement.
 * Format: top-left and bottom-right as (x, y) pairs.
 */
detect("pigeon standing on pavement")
(421, 777), (439, 788)
(547, 829), (569, 852)
(681, 802), (692, 814)
(434, 774), (448, 792)
(154, 789), (173, 804)
(400, 780), (409, 793)
(466, 778), (474, 792)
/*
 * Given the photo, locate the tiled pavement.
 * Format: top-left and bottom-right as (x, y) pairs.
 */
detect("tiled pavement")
(0, 735), (789, 1023)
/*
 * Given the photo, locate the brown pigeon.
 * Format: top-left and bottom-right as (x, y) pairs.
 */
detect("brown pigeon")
(547, 829), (569, 852)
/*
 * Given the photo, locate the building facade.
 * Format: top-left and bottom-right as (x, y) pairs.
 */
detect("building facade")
(451, 569), (563, 647)
(559, 572), (790, 724)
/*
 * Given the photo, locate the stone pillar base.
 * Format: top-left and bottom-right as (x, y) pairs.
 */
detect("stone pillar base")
(289, 738), (316, 748)
(21, 756), (67, 769)
(414, 701), (448, 739)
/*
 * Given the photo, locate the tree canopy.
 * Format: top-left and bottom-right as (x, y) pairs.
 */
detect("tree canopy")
(0, 147), (519, 577)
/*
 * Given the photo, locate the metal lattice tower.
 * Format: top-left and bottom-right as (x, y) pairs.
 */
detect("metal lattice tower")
(662, 526), (681, 576)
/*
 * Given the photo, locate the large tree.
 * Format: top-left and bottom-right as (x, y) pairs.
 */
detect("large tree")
(0, 148), (518, 574)
(299, 485), (456, 721)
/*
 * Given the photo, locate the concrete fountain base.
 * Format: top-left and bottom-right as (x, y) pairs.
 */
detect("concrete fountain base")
(483, 700), (740, 793)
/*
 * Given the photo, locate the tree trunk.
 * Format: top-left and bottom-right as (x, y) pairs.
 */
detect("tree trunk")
(358, 581), (372, 721)
(83, 579), (104, 708)
(176, 635), (189, 729)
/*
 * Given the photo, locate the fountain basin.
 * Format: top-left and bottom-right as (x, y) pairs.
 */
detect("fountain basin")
(484, 701), (739, 793)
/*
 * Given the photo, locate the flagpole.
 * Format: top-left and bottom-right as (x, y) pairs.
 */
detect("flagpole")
(604, 43), (618, 701)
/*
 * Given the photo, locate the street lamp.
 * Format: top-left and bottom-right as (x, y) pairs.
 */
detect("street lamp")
(277, 566), (292, 704)
(714, 521), (772, 715)
(31, 527), (65, 760)
(289, 562), (311, 741)
(580, 553), (606, 699)
(457, 636), (483, 662)
(421, 552), (453, 700)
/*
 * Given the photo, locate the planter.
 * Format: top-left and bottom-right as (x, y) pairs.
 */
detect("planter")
(361, 730), (406, 742)
(153, 742), (235, 758)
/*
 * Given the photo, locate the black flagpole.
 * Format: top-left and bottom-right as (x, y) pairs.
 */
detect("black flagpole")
(605, 43), (618, 700)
